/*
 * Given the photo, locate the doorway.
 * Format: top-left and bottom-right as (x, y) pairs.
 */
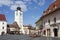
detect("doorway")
(1, 32), (5, 35)
(47, 29), (50, 36)
(53, 28), (58, 37)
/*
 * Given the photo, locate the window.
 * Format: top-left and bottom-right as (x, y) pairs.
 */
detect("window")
(54, 17), (56, 23)
(48, 19), (50, 24)
(44, 21), (45, 25)
(44, 30), (46, 35)
(3, 22), (4, 24)
(2, 27), (4, 29)
(53, 5), (57, 10)
(47, 8), (51, 13)
(48, 10), (51, 13)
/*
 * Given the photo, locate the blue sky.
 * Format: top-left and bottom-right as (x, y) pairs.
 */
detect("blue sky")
(0, 0), (54, 26)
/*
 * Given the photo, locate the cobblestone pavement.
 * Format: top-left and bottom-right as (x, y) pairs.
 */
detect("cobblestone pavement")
(0, 35), (60, 40)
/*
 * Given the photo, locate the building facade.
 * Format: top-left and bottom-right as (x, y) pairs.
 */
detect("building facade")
(36, 0), (60, 37)
(35, 19), (43, 36)
(0, 14), (7, 35)
(7, 22), (20, 34)
(23, 25), (32, 35)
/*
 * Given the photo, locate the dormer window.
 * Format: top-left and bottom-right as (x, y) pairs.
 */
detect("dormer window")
(55, 6), (57, 9)
(47, 8), (51, 13)
(48, 10), (51, 13)
(49, 10), (51, 12)
(53, 5), (57, 10)
(43, 11), (46, 15)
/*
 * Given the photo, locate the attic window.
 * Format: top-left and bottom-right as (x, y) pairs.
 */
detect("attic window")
(48, 10), (51, 13)
(53, 5), (57, 10)
(43, 11), (46, 15)
(49, 10), (51, 12)
(55, 6), (57, 9)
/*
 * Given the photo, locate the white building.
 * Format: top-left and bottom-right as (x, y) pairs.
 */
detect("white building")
(15, 7), (24, 34)
(36, 0), (60, 37)
(0, 14), (7, 35)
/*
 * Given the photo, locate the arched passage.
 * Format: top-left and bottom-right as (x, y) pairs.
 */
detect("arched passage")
(1, 31), (5, 35)
(53, 28), (58, 37)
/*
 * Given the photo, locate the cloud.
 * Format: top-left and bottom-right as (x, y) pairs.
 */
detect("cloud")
(32, 16), (38, 20)
(33, 0), (38, 3)
(10, 1), (27, 12)
(38, 0), (45, 6)
(0, 0), (13, 6)
(0, 0), (27, 12)
(0, 0), (45, 12)
(23, 0), (31, 2)
(33, 0), (45, 6)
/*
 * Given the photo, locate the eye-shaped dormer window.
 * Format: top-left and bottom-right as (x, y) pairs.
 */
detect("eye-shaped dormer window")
(53, 5), (57, 10)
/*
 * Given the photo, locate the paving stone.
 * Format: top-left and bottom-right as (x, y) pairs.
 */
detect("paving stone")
(0, 35), (60, 40)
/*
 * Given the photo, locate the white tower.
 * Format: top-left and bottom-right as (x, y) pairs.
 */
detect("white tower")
(15, 7), (24, 34)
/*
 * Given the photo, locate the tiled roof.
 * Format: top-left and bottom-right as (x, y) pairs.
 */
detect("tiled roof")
(43, 0), (60, 16)
(13, 22), (20, 29)
(36, 0), (60, 23)
(7, 22), (20, 29)
(0, 14), (6, 21)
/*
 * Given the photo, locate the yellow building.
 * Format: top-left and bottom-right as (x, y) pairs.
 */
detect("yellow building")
(35, 18), (43, 36)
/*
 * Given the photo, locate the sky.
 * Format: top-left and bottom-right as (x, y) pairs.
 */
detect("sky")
(0, 0), (55, 26)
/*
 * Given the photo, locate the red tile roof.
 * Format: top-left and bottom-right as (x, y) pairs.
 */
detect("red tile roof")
(43, 0), (60, 16)
(13, 22), (20, 29)
(0, 14), (6, 21)
(7, 22), (20, 29)
(36, 0), (60, 23)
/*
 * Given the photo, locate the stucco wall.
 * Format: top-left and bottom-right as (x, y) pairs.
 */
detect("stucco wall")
(43, 10), (60, 28)
(0, 21), (7, 35)
(42, 10), (60, 37)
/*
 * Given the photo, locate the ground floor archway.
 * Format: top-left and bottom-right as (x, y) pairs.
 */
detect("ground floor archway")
(1, 31), (5, 35)
(53, 28), (58, 37)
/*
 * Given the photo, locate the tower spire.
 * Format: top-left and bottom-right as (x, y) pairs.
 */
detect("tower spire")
(17, 7), (21, 11)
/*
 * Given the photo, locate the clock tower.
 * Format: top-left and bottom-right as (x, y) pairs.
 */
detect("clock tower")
(15, 7), (24, 34)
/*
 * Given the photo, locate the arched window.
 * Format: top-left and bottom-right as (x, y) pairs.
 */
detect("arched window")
(2, 27), (4, 29)
(48, 19), (50, 24)
(54, 17), (56, 23)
